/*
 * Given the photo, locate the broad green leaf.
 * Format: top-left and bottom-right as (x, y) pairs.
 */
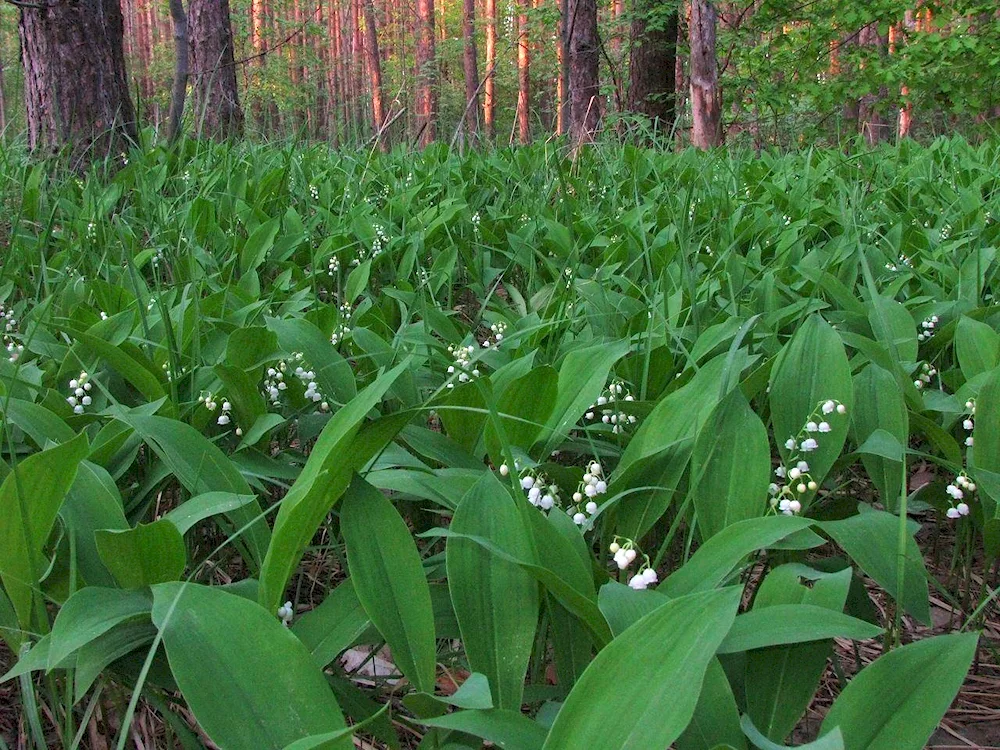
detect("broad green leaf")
(74, 620), (157, 701)
(95, 519), (187, 588)
(867, 295), (917, 364)
(821, 632), (978, 750)
(73, 331), (167, 404)
(971, 366), (1000, 513)
(265, 317), (357, 403)
(0, 397), (75, 447)
(163, 492), (258, 535)
(485, 366), (558, 462)
(62, 461), (129, 588)
(240, 217), (281, 273)
(718, 605), (881, 653)
(419, 709), (548, 750)
(341, 476), (437, 693)
(0, 433), (89, 631)
(820, 511), (931, 625)
(598, 580), (668, 636)
(47, 587), (152, 669)
(741, 715), (844, 750)
(292, 579), (371, 668)
(676, 659), (746, 750)
(691, 389), (771, 541)
(955, 316), (1000, 382)
(152, 582), (349, 750)
(769, 315), (853, 504)
(746, 566), (852, 743)
(542, 587), (741, 750)
(258, 364), (407, 611)
(852, 365), (908, 510)
(447, 473), (539, 709)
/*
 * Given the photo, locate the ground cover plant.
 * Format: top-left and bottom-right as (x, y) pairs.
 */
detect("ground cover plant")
(0, 135), (999, 748)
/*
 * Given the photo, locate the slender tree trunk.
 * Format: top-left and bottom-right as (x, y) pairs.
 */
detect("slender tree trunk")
(461, 0), (480, 139)
(568, 0), (601, 141)
(627, 0), (678, 128)
(189, 0), (245, 139)
(0, 42), (7, 135)
(689, 0), (721, 148)
(416, 0), (437, 146)
(896, 10), (915, 138)
(858, 22), (888, 145)
(362, 0), (387, 135)
(18, 0), (138, 167)
(516, 0), (530, 143)
(167, 0), (189, 140)
(556, 0), (568, 134)
(483, 0), (496, 139)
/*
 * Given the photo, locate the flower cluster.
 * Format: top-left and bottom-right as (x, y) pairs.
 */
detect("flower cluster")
(309, 184), (320, 202)
(945, 474), (975, 519)
(471, 212), (481, 233)
(609, 539), (659, 590)
(520, 472), (560, 511)
(584, 381), (637, 435)
(66, 372), (94, 414)
(351, 225), (389, 265)
(772, 400), (847, 515)
(277, 601), (294, 627)
(913, 362), (937, 389)
(480, 321), (507, 349)
(1, 304), (22, 363)
(445, 344), (480, 388)
(200, 392), (234, 427)
(962, 399), (975, 448)
(885, 254), (913, 272)
(327, 256), (341, 276)
(565, 462), (607, 524)
(331, 302), (352, 346)
(917, 315), (939, 342)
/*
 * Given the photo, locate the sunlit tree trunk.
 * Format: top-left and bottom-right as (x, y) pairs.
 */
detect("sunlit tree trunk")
(0, 41), (6, 134)
(462, 0), (481, 139)
(627, 0), (678, 128)
(189, 0), (245, 139)
(568, 0), (601, 141)
(363, 0), (387, 136)
(556, 0), (568, 135)
(896, 10), (916, 138)
(18, 0), (138, 166)
(858, 22), (888, 145)
(484, 0), (496, 139)
(516, 0), (531, 143)
(689, 0), (721, 148)
(416, 0), (437, 145)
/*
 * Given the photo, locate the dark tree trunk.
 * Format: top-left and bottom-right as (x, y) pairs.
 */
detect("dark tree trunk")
(189, 0), (245, 139)
(858, 22), (889, 145)
(689, 0), (722, 148)
(568, 0), (600, 141)
(363, 0), (387, 137)
(556, 0), (568, 134)
(167, 0), (189, 140)
(516, 0), (530, 143)
(18, 0), (138, 167)
(461, 0), (480, 139)
(416, 0), (437, 146)
(627, 0), (678, 127)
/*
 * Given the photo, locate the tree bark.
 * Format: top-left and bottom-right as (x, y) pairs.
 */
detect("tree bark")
(516, 0), (530, 143)
(416, 0), (437, 146)
(556, 0), (568, 134)
(461, 0), (480, 139)
(189, 0), (245, 139)
(896, 10), (916, 139)
(362, 0), (387, 135)
(568, 0), (601, 141)
(167, 0), (189, 141)
(858, 22), (888, 145)
(18, 0), (138, 167)
(689, 0), (722, 148)
(627, 0), (678, 127)
(0, 40), (7, 135)
(483, 0), (496, 139)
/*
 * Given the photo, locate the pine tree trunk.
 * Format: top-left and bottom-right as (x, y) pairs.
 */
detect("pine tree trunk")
(0, 41), (6, 135)
(858, 22), (888, 145)
(18, 0), (138, 167)
(556, 0), (568, 134)
(516, 0), (530, 143)
(363, 0), (387, 136)
(167, 0), (189, 140)
(689, 0), (722, 148)
(416, 0), (437, 146)
(896, 10), (915, 138)
(461, 0), (480, 139)
(627, 0), (678, 127)
(568, 0), (600, 141)
(189, 0), (245, 139)
(483, 0), (496, 139)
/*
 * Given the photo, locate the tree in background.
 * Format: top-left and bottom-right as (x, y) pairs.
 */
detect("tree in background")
(627, 0), (678, 130)
(689, 0), (721, 148)
(189, 0), (245, 139)
(17, 0), (137, 165)
(568, 0), (601, 141)
(516, 0), (531, 143)
(461, 0), (480, 140)
(483, 0), (497, 139)
(416, 0), (437, 146)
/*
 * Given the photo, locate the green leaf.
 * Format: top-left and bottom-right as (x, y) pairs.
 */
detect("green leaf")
(257, 364), (407, 612)
(955, 316), (1000, 381)
(47, 587), (152, 669)
(542, 587), (741, 750)
(292, 579), (371, 668)
(0, 433), (89, 630)
(341, 475), (437, 693)
(691, 389), (771, 541)
(73, 331), (167, 404)
(74, 620), (157, 701)
(265, 317), (357, 403)
(852, 365), (908, 510)
(485, 366), (558, 462)
(718, 605), (881, 653)
(769, 315), (853, 503)
(419, 709), (548, 750)
(163, 492), (258, 535)
(676, 659), (746, 750)
(95, 519), (187, 588)
(62, 461), (129, 588)
(152, 582), (349, 750)
(240, 217), (281, 273)
(741, 715), (844, 750)
(971, 366), (1000, 514)
(447, 473), (539, 709)
(820, 511), (931, 626)
(821, 632), (978, 750)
